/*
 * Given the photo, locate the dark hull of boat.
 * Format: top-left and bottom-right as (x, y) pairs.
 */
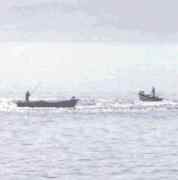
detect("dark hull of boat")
(16, 99), (79, 108)
(139, 94), (163, 102)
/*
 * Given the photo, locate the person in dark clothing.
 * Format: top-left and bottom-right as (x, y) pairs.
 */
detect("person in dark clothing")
(152, 87), (155, 97)
(71, 96), (76, 100)
(25, 91), (30, 102)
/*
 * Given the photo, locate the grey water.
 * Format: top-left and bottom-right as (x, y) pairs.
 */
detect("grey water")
(0, 94), (178, 180)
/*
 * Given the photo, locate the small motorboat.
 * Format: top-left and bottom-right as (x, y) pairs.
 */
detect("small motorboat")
(138, 88), (163, 102)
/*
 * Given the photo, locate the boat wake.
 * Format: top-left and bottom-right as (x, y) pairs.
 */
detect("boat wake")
(76, 98), (178, 113)
(0, 98), (178, 113)
(0, 98), (17, 112)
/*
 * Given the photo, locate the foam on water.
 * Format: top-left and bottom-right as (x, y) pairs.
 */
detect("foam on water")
(76, 98), (178, 112)
(0, 97), (177, 113)
(0, 98), (17, 112)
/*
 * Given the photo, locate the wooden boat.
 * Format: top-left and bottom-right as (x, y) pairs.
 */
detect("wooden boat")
(138, 90), (163, 102)
(15, 98), (79, 108)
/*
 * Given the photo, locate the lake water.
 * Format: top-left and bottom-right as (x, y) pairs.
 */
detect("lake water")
(0, 96), (178, 180)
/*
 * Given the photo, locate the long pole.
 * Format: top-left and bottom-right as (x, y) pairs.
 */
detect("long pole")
(30, 82), (41, 95)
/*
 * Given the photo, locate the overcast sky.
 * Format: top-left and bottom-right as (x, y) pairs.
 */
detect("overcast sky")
(0, 0), (178, 42)
(0, 1), (177, 98)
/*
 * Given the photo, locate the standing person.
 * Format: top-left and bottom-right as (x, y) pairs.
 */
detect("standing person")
(152, 87), (155, 97)
(25, 91), (30, 102)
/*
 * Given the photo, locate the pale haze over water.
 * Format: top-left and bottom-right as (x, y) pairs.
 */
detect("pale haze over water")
(0, 43), (177, 99)
(0, 42), (178, 180)
(0, 0), (178, 180)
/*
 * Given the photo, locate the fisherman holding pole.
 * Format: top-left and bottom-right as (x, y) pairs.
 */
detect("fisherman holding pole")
(152, 87), (155, 97)
(25, 91), (30, 102)
(25, 82), (41, 102)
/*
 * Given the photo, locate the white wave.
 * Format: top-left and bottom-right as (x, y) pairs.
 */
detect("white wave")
(0, 98), (17, 112)
(0, 97), (178, 113)
(76, 98), (178, 113)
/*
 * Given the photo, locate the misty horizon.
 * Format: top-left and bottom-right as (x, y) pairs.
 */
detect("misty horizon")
(0, 42), (177, 99)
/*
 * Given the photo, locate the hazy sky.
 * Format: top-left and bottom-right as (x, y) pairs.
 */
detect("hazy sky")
(0, 1), (177, 98)
(0, 0), (178, 41)
(0, 43), (177, 98)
